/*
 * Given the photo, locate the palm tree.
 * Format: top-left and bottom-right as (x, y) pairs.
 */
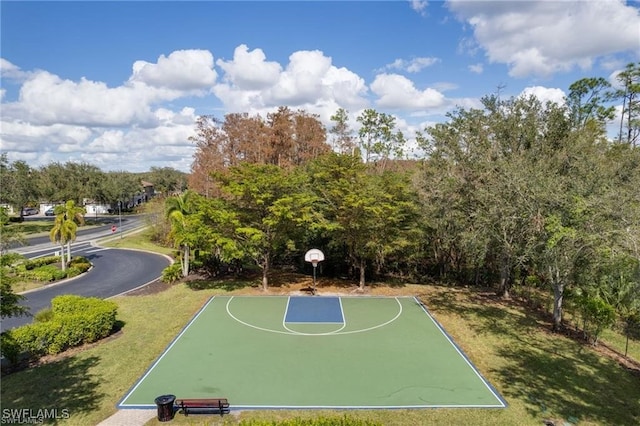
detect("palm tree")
(165, 191), (195, 277)
(49, 200), (86, 270)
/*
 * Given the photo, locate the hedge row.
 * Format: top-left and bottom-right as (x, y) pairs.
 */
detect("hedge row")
(1, 295), (118, 364)
(15, 256), (91, 282)
(23, 256), (59, 270)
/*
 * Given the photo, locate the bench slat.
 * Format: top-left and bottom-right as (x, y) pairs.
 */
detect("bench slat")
(175, 398), (230, 417)
(177, 398), (228, 406)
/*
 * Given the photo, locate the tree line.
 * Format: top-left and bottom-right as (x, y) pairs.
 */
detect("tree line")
(0, 155), (187, 217)
(162, 65), (639, 343)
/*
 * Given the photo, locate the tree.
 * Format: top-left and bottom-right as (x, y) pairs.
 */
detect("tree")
(98, 171), (146, 209)
(189, 108), (329, 195)
(165, 191), (198, 277)
(0, 208), (28, 319)
(329, 108), (356, 154)
(49, 200), (86, 270)
(610, 62), (640, 146)
(356, 109), (405, 169)
(214, 163), (320, 290)
(566, 77), (615, 132)
(0, 273), (29, 319)
(308, 153), (418, 289)
(5, 160), (37, 218)
(144, 167), (187, 197)
(0, 207), (26, 254)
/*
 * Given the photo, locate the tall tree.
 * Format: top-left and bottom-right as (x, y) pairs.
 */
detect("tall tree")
(165, 190), (197, 277)
(145, 167), (187, 197)
(49, 200), (86, 269)
(308, 153), (418, 289)
(6, 160), (37, 218)
(566, 77), (615, 132)
(214, 163), (320, 290)
(610, 62), (640, 146)
(356, 109), (405, 169)
(329, 108), (356, 154)
(189, 108), (329, 195)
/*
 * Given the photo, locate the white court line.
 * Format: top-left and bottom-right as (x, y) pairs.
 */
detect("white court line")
(226, 296), (402, 336)
(118, 296), (217, 406)
(414, 297), (507, 408)
(282, 296), (346, 335)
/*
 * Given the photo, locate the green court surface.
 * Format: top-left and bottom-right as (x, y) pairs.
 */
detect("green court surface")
(118, 296), (506, 410)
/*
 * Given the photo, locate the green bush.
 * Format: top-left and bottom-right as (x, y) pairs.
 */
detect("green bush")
(161, 263), (182, 283)
(21, 265), (67, 282)
(0, 331), (21, 365)
(0, 253), (25, 267)
(9, 295), (119, 358)
(24, 256), (59, 270)
(69, 256), (91, 271)
(34, 308), (53, 323)
(10, 321), (60, 357)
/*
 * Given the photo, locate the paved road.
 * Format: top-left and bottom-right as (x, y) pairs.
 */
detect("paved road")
(2, 221), (171, 332)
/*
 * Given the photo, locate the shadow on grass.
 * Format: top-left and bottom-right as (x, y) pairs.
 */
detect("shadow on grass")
(186, 278), (254, 292)
(496, 339), (640, 424)
(0, 355), (105, 424)
(421, 289), (640, 425)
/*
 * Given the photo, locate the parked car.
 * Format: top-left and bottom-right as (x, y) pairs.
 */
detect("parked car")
(45, 207), (56, 216)
(22, 207), (39, 216)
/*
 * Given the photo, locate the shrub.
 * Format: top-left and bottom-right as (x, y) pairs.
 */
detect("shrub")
(0, 253), (24, 267)
(577, 295), (617, 345)
(21, 265), (67, 282)
(161, 263), (182, 283)
(0, 331), (21, 365)
(9, 295), (119, 358)
(69, 256), (91, 270)
(11, 321), (60, 358)
(34, 308), (54, 323)
(23, 256), (59, 270)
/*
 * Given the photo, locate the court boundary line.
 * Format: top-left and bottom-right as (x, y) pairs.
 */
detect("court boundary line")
(118, 295), (507, 410)
(117, 296), (217, 408)
(414, 297), (508, 408)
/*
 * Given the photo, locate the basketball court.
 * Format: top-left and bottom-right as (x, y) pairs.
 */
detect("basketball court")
(118, 295), (506, 410)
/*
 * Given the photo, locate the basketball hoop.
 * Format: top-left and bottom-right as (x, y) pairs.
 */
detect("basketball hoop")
(304, 249), (325, 295)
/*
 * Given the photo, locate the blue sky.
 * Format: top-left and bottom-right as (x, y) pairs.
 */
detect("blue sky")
(1, 1), (639, 173)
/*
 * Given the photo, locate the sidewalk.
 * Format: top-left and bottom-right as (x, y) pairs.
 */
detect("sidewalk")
(97, 409), (156, 426)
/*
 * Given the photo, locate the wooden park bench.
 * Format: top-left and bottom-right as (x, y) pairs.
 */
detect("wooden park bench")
(175, 398), (230, 416)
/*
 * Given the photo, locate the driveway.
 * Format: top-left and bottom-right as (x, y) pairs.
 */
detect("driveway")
(2, 239), (171, 332)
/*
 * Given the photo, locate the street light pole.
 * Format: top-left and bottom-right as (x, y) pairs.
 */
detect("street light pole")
(118, 200), (122, 239)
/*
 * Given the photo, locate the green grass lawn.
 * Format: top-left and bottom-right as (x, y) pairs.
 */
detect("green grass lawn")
(2, 281), (639, 425)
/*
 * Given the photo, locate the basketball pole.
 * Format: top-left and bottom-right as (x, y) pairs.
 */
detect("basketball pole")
(312, 261), (318, 295)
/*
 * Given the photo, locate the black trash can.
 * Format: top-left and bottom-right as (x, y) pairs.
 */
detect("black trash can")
(154, 394), (176, 422)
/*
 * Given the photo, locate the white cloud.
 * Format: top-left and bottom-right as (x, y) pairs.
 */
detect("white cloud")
(468, 63), (483, 74)
(371, 73), (446, 110)
(380, 57), (440, 73)
(4, 71), (159, 127)
(519, 86), (566, 105)
(216, 44), (282, 90)
(448, 0), (640, 77)
(0, 58), (31, 81)
(130, 49), (217, 91)
(410, 0), (429, 16)
(214, 48), (368, 114)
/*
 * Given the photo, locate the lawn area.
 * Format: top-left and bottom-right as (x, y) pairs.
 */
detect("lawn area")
(1, 276), (639, 426)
